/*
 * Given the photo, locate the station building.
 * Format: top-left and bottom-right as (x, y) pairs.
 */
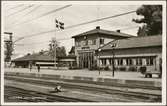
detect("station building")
(11, 53), (76, 68)
(72, 26), (162, 71)
(98, 35), (162, 71)
(72, 26), (134, 69)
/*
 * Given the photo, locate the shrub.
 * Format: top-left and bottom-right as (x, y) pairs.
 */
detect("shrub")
(128, 66), (137, 72)
(89, 66), (98, 70)
(104, 66), (110, 71)
(119, 67), (126, 71)
(89, 64), (98, 70)
(69, 65), (80, 70)
(139, 66), (147, 74)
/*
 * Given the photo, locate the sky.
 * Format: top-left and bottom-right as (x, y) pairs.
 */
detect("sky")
(2, 2), (143, 58)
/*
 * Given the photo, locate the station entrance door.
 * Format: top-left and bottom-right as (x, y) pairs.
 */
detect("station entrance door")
(78, 52), (95, 69)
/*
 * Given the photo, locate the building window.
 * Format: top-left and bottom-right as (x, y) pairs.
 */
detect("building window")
(101, 59), (106, 66)
(126, 58), (132, 66)
(75, 42), (80, 47)
(150, 57), (154, 65)
(146, 57), (154, 66)
(114, 59), (118, 66)
(136, 58), (142, 66)
(109, 58), (112, 65)
(146, 58), (149, 65)
(85, 40), (88, 45)
(118, 59), (123, 66)
(136, 58), (139, 65)
(92, 39), (96, 45)
(100, 38), (104, 45)
(129, 59), (132, 65)
(81, 40), (88, 46)
(88, 40), (92, 45)
(139, 58), (142, 65)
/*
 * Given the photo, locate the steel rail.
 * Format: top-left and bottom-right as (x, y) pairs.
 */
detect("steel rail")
(5, 76), (161, 102)
(5, 86), (92, 102)
(5, 73), (161, 90)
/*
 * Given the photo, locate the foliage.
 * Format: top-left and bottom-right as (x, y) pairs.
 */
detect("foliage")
(69, 65), (81, 70)
(4, 41), (13, 62)
(104, 66), (110, 71)
(119, 66), (126, 71)
(48, 38), (66, 58)
(133, 5), (162, 36)
(139, 66), (147, 74)
(128, 66), (137, 72)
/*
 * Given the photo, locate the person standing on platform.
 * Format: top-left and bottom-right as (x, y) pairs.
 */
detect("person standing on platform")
(30, 64), (32, 72)
(37, 65), (40, 72)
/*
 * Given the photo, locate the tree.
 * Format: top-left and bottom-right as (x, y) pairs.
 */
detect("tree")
(48, 38), (66, 58)
(56, 46), (66, 57)
(133, 5), (162, 36)
(4, 40), (13, 62)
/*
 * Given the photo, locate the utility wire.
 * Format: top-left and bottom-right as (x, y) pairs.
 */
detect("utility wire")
(7, 5), (72, 29)
(117, 26), (139, 31)
(23, 5), (41, 16)
(6, 5), (34, 18)
(66, 10), (136, 29)
(10, 5), (42, 25)
(15, 25), (138, 46)
(6, 4), (24, 11)
(15, 37), (72, 46)
(14, 10), (136, 43)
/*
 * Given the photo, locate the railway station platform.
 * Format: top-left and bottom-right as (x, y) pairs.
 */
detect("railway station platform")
(4, 67), (161, 88)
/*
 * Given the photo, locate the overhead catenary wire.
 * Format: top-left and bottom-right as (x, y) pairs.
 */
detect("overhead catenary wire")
(6, 5), (34, 18)
(13, 10), (136, 43)
(7, 5), (72, 29)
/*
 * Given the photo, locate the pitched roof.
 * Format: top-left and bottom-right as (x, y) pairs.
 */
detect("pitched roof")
(69, 46), (75, 54)
(12, 53), (54, 62)
(12, 53), (76, 62)
(100, 35), (162, 50)
(72, 27), (134, 38)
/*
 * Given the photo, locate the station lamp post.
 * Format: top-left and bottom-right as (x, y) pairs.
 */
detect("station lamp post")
(110, 43), (116, 77)
(98, 48), (101, 75)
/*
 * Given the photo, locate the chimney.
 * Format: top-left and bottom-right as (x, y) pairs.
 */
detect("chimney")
(116, 30), (120, 33)
(9, 35), (12, 41)
(96, 26), (100, 29)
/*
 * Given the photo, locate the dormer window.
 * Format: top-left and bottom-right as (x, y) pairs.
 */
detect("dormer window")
(84, 36), (87, 40)
(92, 39), (96, 45)
(85, 40), (88, 45)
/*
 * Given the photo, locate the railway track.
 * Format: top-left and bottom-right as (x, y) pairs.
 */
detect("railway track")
(5, 75), (161, 102)
(4, 86), (92, 102)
